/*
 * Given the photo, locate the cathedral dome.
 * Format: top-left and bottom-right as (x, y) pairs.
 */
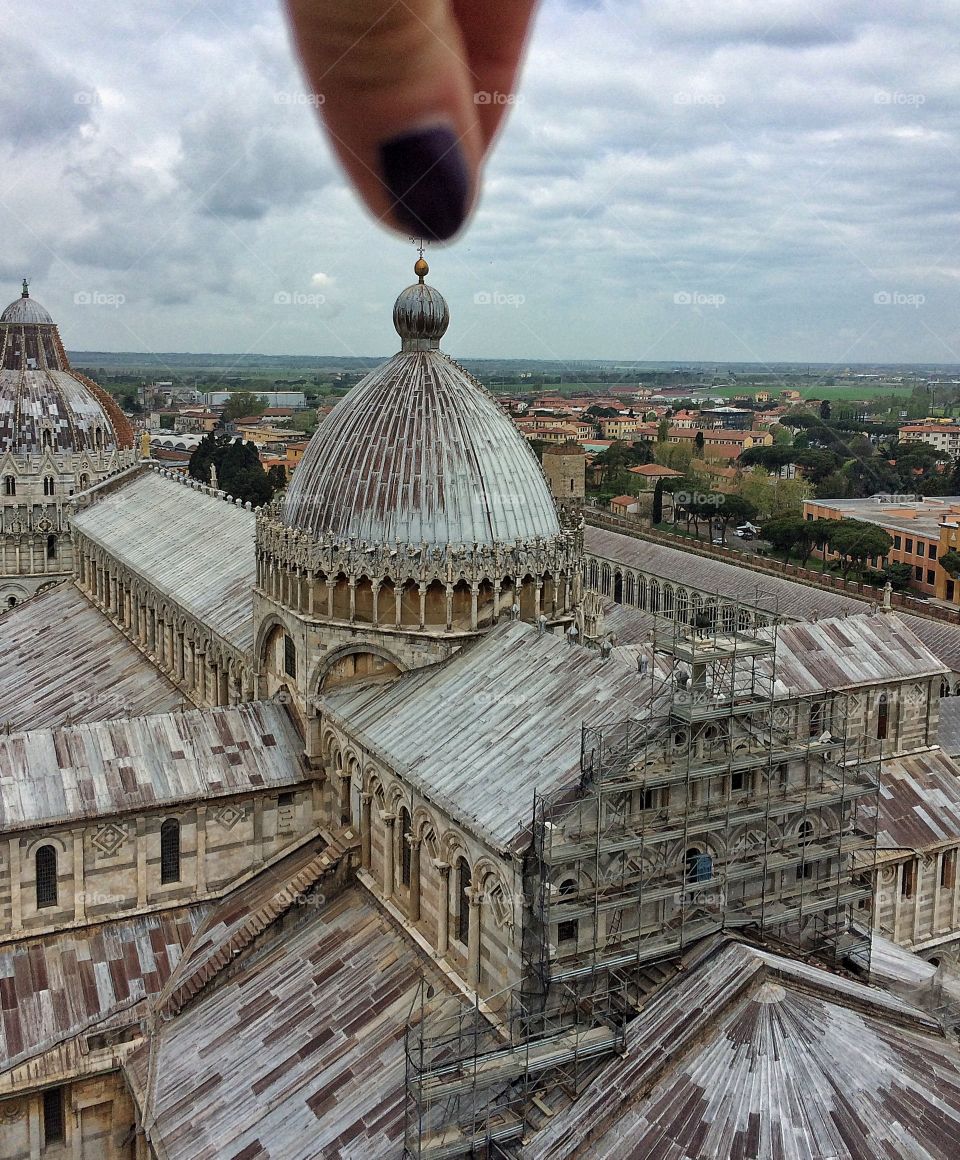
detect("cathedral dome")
(282, 261), (561, 548)
(0, 281), (134, 455)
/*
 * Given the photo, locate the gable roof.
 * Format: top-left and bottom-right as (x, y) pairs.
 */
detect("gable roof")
(71, 469), (256, 652)
(322, 621), (662, 852)
(0, 702), (305, 832)
(0, 582), (183, 730)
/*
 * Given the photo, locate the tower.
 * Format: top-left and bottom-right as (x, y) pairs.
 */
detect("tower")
(253, 259), (582, 751)
(0, 281), (137, 607)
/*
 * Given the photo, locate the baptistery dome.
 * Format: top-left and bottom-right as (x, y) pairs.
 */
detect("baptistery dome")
(283, 261), (560, 548)
(0, 280), (133, 455)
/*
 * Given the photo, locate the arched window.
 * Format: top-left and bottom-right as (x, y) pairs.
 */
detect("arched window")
(36, 845), (57, 908)
(662, 585), (674, 617)
(43, 476), (55, 496)
(685, 847), (712, 884)
(399, 807), (412, 887)
(650, 579), (660, 614)
(624, 574), (635, 605)
(600, 564), (612, 596)
(46, 534), (56, 560)
(877, 693), (889, 741)
(283, 634), (297, 679)
(3, 476), (15, 496)
(41, 430), (52, 451)
(79, 473), (90, 491)
(613, 572), (623, 604)
(941, 678), (950, 699)
(797, 819), (815, 880)
(556, 878), (578, 945)
(637, 576), (647, 609)
(456, 856), (471, 945)
(160, 819), (181, 883)
(6, 595), (16, 609)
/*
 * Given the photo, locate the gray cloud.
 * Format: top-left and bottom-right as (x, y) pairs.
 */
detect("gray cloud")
(0, 0), (959, 363)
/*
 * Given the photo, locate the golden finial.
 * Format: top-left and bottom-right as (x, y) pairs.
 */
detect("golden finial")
(414, 256), (429, 283)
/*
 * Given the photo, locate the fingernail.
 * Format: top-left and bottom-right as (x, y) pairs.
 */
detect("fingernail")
(380, 126), (469, 242)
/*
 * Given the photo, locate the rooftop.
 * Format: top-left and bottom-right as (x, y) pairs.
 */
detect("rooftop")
(136, 884), (456, 1160)
(584, 525), (960, 673)
(809, 493), (960, 538)
(0, 582), (183, 731)
(0, 701), (305, 833)
(322, 620), (663, 852)
(527, 937), (960, 1160)
(72, 469), (256, 652)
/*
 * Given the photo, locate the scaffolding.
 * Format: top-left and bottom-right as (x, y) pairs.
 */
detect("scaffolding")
(404, 603), (880, 1158)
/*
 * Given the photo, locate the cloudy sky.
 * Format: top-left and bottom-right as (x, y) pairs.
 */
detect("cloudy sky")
(2, 1), (960, 364)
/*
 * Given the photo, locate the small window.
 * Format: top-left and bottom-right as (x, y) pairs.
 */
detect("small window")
(3, 475), (14, 496)
(46, 534), (56, 560)
(926, 569), (935, 585)
(456, 857), (471, 945)
(941, 850), (957, 890)
(36, 845), (57, 908)
(43, 1086), (65, 1145)
(901, 859), (916, 898)
(731, 770), (746, 793)
(906, 538), (914, 553)
(877, 693), (889, 741)
(929, 543), (938, 559)
(640, 787), (657, 810)
(685, 848), (712, 884)
(160, 819), (181, 884)
(399, 807), (412, 887)
(42, 476), (55, 496)
(557, 879), (578, 945)
(914, 565), (923, 581)
(278, 791), (295, 807)
(796, 820), (815, 880)
(283, 634), (297, 679)
(809, 700), (825, 737)
(893, 534), (902, 549)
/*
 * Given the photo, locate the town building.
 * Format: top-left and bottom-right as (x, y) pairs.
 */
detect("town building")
(804, 494), (960, 602)
(899, 420), (960, 457)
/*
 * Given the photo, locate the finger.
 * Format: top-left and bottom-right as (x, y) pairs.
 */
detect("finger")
(284, 0), (483, 241)
(452, 0), (539, 148)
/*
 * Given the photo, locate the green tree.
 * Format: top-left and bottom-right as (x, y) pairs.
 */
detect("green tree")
(222, 391), (268, 422)
(825, 519), (893, 580)
(652, 478), (664, 525)
(657, 418), (670, 443)
(188, 432), (278, 507)
(819, 399), (832, 422)
(694, 430), (705, 456)
(940, 549), (960, 579)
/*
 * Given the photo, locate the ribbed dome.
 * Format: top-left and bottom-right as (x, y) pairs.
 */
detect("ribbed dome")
(282, 267), (560, 548)
(393, 281), (449, 351)
(0, 281), (134, 454)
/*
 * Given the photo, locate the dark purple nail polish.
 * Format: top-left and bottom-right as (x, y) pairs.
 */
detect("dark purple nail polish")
(380, 126), (469, 242)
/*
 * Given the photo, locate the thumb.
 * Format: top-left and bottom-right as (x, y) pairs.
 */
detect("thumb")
(284, 0), (483, 241)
